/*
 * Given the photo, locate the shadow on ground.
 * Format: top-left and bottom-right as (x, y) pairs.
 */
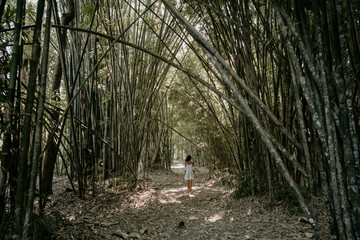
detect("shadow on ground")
(47, 161), (325, 239)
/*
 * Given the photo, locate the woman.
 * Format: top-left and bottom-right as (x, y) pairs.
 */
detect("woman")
(184, 155), (195, 194)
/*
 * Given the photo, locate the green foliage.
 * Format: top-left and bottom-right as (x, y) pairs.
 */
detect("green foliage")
(80, 2), (95, 18)
(0, 25), (11, 108)
(1, 2), (16, 28)
(265, 186), (310, 215)
(25, 1), (37, 24)
(216, 171), (253, 199)
(32, 211), (65, 239)
(264, 201), (276, 209)
(216, 171), (235, 189)
(231, 179), (253, 199)
(0, 211), (64, 239)
(275, 188), (301, 215)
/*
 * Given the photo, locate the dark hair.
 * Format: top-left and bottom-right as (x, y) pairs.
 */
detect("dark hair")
(185, 155), (192, 162)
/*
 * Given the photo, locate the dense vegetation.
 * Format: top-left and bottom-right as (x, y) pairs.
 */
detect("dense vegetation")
(0, 0), (359, 239)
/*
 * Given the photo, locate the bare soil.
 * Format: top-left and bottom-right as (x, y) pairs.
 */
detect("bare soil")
(46, 162), (328, 239)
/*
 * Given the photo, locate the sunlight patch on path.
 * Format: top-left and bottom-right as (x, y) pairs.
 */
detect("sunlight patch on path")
(206, 211), (225, 223)
(171, 161), (184, 169)
(48, 164), (322, 240)
(162, 187), (186, 193)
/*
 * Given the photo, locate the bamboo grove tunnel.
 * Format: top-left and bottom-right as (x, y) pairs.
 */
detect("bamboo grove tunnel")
(0, 0), (359, 239)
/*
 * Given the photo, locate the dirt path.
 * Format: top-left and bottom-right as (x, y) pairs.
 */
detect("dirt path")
(49, 162), (321, 239)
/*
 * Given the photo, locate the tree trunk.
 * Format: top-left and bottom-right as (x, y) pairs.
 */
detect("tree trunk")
(22, 0), (51, 238)
(41, 0), (74, 196)
(0, 0), (25, 237)
(14, 0), (46, 236)
(0, 0), (25, 222)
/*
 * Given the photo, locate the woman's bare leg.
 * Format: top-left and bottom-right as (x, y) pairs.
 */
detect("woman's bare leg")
(187, 180), (191, 193)
(189, 180), (193, 193)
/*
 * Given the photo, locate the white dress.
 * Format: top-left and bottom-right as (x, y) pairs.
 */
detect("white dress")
(184, 163), (194, 180)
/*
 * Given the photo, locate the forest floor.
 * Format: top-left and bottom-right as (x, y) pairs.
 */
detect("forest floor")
(47, 162), (329, 240)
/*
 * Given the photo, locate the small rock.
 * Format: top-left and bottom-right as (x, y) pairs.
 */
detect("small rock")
(128, 232), (141, 239)
(189, 215), (198, 220)
(139, 227), (148, 234)
(101, 221), (113, 226)
(299, 216), (310, 224)
(112, 230), (128, 238)
(305, 232), (314, 238)
(160, 233), (171, 238)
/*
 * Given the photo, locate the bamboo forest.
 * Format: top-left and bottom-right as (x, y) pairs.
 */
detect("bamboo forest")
(0, 0), (359, 239)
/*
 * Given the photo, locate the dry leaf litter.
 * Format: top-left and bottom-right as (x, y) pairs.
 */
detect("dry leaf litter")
(46, 162), (330, 239)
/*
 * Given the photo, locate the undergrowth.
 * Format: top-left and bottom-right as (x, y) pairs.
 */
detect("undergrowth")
(215, 170), (310, 215)
(215, 170), (253, 199)
(0, 210), (65, 240)
(265, 186), (310, 215)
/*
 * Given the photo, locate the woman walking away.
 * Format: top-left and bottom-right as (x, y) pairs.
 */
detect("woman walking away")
(184, 155), (195, 194)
